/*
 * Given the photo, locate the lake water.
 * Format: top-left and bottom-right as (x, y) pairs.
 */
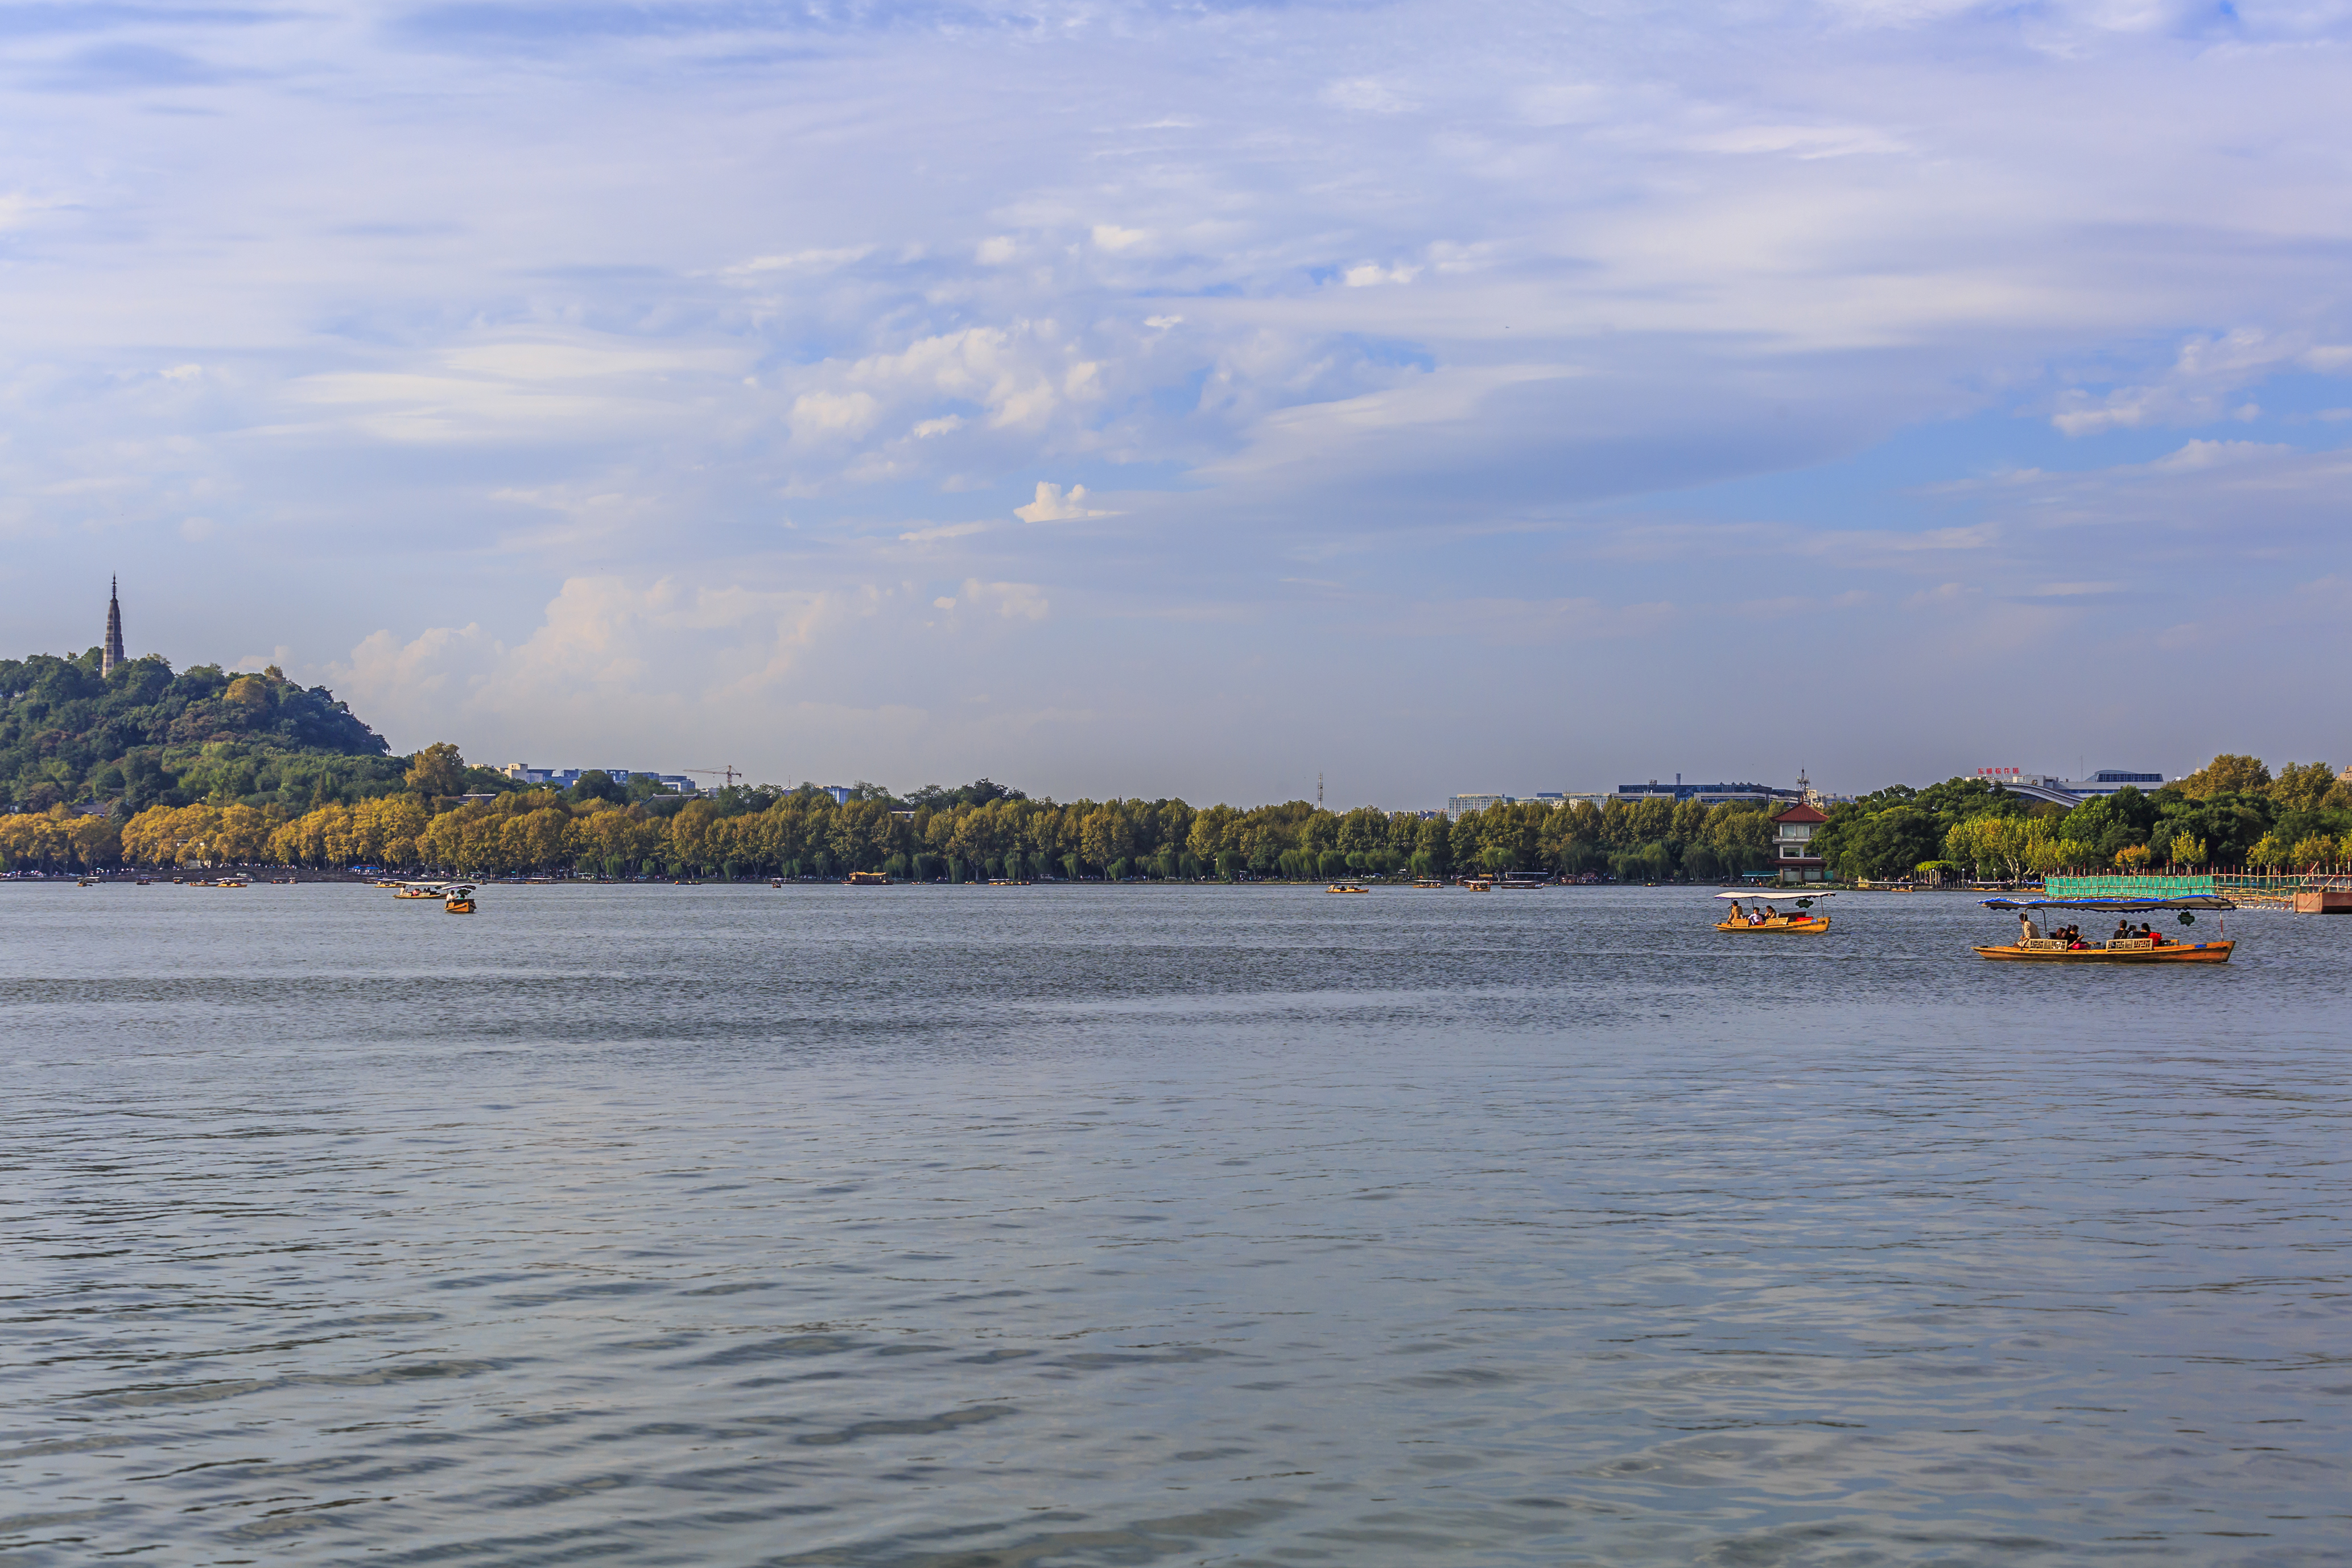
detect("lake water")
(3, 884), (2347, 1566)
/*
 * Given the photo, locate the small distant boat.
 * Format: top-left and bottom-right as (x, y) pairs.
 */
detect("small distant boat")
(1715, 892), (1833, 932)
(1460, 878), (1495, 892)
(77, 876), (97, 887)
(444, 885), (477, 914)
(1975, 895), (2233, 963)
(845, 870), (889, 886)
(394, 882), (446, 900)
(1414, 879), (1445, 889)
(1326, 883), (1369, 894)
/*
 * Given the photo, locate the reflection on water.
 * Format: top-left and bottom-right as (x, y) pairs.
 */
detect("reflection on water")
(3, 884), (2347, 1565)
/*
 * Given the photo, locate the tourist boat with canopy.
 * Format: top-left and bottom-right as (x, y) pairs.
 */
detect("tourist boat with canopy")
(1974, 895), (2233, 962)
(444, 884), (477, 914)
(394, 881), (447, 900)
(1714, 892), (1833, 932)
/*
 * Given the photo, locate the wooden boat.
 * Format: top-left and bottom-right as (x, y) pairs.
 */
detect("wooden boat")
(1974, 895), (2233, 963)
(846, 870), (889, 886)
(1461, 877), (1495, 891)
(1714, 892), (1833, 932)
(1413, 879), (1445, 889)
(394, 882), (446, 899)
(444, 884), (477, 914)
(1326, 883), (1369, 894)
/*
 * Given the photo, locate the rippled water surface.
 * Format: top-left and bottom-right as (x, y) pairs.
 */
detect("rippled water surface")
(5, 884), (2349, 1566)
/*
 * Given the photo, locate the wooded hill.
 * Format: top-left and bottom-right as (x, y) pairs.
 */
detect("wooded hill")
(1, 647), (406, 814)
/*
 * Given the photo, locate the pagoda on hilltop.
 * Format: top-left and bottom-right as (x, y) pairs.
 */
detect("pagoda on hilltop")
(101, 576), (125, 677)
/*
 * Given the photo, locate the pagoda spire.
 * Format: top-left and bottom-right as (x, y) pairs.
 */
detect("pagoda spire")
(102, 576), (125, 676)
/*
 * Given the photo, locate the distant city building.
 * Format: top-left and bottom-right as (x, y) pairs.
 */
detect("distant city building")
(1615, 778), (1801, 807)
(1445, 793), (1590, 815)
(101, 577), (125, 678)
(1771, 801), (1830, 884)
(1448, 785), (1774, 816)
(818, 784), (852, 804)
(1989, 769), (2168, 806)
(498, 765), (699, 795)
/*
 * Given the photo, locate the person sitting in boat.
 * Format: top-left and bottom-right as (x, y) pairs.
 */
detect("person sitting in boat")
(2112, 919), (2134, 943)
(2019, 913), (2041, 943)
(1747, 905), (1767, 925)
(1725, 901), (1744, 922)
(1761, 904), (1779, 923)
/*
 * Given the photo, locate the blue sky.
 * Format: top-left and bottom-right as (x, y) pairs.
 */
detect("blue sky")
(5, 0), (2350, 806)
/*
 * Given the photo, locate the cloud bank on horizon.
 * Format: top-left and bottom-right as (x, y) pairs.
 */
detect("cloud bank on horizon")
(4, 0), (2350, 804)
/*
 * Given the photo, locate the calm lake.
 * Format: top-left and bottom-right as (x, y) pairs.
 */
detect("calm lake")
(3, 884), (2347, 1566)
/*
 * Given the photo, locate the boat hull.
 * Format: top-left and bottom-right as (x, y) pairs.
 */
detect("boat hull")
(1715, 916), (1831, 933)
(1973, 940), (2231, 963)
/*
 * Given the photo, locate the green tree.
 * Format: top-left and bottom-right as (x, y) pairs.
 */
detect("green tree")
(2177, 754), (2270, 798)
(1417, 815), (1453, 876)
(2270, 761), (2338, 811)
(1818, 806), (1942, 881)
(405, 742), (467, 797)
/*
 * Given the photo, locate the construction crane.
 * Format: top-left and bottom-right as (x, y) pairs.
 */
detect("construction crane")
(682, 766), (744, 789)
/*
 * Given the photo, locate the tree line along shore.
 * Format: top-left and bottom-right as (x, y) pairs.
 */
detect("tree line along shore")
(9, 749), (2349, 884)
(5, 647), (2347, 882)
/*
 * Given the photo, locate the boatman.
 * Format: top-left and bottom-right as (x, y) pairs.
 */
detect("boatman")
(2018, 910), (2041, 944)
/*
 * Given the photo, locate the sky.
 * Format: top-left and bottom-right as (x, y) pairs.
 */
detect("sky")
(4, 0), (2350, 808)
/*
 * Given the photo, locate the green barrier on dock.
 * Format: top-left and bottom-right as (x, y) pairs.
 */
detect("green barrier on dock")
(2045, 873), (2218, 899)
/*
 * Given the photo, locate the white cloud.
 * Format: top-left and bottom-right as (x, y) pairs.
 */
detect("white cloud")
(1013, 481), (1118, 522)
(1091, 225), (1149, 253)
(1392, 597), (1677, 646)
(1689, 124), (1906, 159)
(2025, 581), (2125, 597)
(958, 578), (1050, 621)
(1321, 78), (1417, 114)
(791, 390), (882, 438)
(898, 521), (987, 543)
(2149, 439), (2295, 472)
(717, 246), (871, 281)
(2053, 329), (2307, 435)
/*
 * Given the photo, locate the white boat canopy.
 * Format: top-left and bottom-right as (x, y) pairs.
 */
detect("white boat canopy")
(1715, 890), (1835, 899)
(1982, 895), (2231, 913)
